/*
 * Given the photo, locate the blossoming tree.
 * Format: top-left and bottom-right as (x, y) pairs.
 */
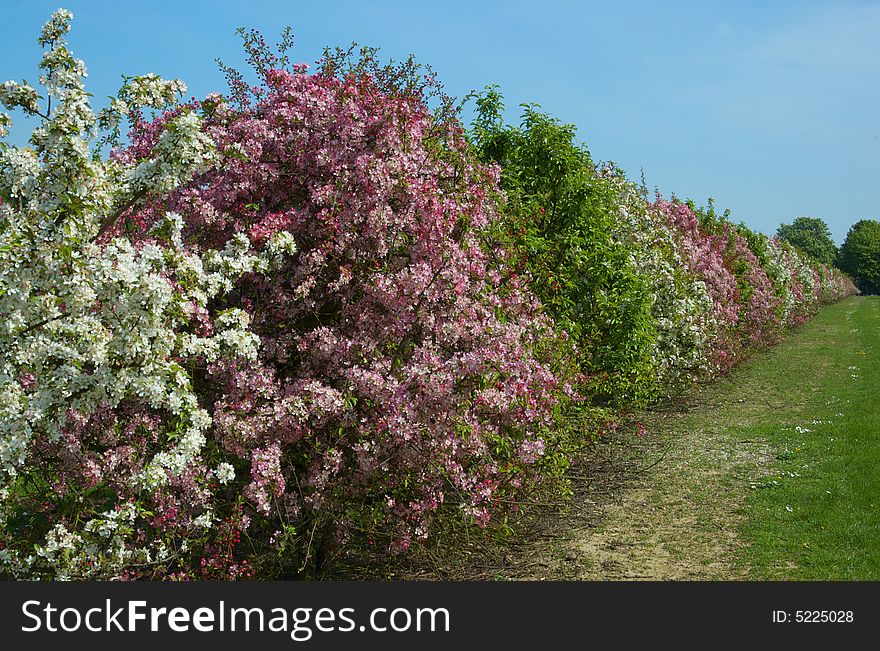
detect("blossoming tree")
(0, 10), (572, 578)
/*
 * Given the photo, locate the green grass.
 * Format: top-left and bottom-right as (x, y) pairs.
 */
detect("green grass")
(738, 296), (880, 579)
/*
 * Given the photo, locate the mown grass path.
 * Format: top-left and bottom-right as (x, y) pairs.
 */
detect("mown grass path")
(511, 296), (879, 580)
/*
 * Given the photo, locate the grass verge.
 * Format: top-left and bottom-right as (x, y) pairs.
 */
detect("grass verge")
(740, 296), (880, 579)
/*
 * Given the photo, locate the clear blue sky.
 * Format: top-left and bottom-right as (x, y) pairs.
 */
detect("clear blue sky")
(2, 0), (877, 243)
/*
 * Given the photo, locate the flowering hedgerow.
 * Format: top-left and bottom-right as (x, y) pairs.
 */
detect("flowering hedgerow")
(0, 11), (575, 578)
(0, 11), (857, 579)
(652, 197), (856, 371)
(469, 95), (854, 401)
(600, 169), (716, 392)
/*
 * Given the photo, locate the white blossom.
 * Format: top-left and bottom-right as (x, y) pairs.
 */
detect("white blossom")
(0, 9), (296, 579)
(214, 462), (236, 485)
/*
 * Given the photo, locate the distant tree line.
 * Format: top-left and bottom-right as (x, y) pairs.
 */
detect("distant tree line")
(776, 217), (880, 295)
(838, 220), (880, 295)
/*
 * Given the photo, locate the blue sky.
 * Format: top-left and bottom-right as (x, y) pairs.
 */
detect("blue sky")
(2, 0), (877, 243)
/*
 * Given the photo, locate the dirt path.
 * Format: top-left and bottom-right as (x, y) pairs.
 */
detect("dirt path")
(518, 388), (775, 580)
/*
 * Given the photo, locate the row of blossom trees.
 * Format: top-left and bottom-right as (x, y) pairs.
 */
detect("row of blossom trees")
(0, 11), (856, 579)
(468, 90), (856, 405)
